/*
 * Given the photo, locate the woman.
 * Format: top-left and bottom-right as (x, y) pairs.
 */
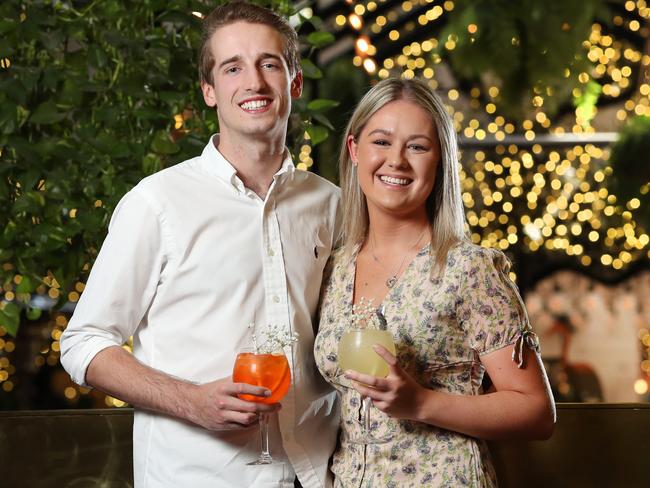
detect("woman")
(314, 78), (555, 487)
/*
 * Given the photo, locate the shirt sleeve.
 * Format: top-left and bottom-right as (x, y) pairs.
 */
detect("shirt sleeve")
(456, 247), (540, 368)
(60, 187), (168, 386)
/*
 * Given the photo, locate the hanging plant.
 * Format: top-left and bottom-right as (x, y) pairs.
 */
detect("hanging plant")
(439, 0), (606, 119)
(608, 115), (650, 231)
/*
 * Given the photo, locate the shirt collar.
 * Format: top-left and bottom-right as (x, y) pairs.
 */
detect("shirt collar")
(199, 134), (295, 192)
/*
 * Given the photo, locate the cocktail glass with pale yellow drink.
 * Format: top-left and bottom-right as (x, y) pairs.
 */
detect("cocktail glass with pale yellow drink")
(338, 327), (396, 443)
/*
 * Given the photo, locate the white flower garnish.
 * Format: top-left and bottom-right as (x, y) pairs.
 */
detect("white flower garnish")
(248, 322), (298, 354)
(349, 297), (382, 329)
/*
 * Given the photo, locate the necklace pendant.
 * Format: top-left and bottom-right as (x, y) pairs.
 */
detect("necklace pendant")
(386, 276), (397, 288)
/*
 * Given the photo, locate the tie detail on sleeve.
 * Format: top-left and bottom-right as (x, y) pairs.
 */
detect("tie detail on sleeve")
(512, 328), (540, 368)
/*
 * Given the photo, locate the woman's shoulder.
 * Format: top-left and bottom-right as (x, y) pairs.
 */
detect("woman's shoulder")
(328, 245), (354, 269)
(322, 246), (352, 284)
(446, 240), (506, 265)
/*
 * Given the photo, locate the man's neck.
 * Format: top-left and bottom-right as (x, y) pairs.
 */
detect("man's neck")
(216, 132), (287, 199)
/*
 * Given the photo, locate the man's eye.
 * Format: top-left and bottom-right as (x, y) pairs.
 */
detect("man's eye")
(262, 63), (278, 70)
(225, 66), (239, 74)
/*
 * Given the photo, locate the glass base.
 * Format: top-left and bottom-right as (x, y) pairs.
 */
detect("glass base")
(247, 454), (274, 465)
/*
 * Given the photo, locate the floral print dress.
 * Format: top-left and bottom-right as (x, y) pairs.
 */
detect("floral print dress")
(314, 240), (540, 488)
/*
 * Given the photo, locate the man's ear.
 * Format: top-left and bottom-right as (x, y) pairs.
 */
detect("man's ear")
(201, 80), (217, 108)
(290, 70), (303, 99)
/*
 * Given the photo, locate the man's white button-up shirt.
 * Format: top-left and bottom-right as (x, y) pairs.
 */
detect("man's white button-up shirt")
(60, 135), (341, 488)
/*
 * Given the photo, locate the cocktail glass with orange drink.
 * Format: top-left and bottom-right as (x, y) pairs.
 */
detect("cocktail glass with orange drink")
(232, 348), (291, 465)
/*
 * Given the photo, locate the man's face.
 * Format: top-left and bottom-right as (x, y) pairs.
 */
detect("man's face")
(201, 22), (302, 143)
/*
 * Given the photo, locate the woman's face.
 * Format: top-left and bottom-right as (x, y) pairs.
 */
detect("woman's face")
(348, 99), (440, 220)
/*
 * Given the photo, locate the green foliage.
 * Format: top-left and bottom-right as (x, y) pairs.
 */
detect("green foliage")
(574, 80), (603, 128)
(440, 0), (605, 119)
(608, 115), (650, 229)
(0, 0), (336, 336)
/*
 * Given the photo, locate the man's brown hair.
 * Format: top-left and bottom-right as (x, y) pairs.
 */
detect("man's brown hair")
(198, 1), (301, 85)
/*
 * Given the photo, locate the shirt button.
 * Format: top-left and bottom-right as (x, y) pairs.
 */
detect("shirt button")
(273, 296), (280, 303)
(268, 248), (274, 257)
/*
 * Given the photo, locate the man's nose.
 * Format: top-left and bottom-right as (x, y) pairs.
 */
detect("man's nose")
(245, 67), (267, 91)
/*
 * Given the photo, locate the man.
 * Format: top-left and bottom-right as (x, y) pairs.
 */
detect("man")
(60, 2), (340, 487)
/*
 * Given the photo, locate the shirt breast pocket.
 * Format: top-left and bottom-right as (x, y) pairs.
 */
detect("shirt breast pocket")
(282, 224), (331, 306)
(287, 224), (331, 266)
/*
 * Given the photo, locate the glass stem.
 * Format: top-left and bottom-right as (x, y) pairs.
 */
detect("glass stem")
(363, 396), (372, 435)
(259, 413), (272, 463)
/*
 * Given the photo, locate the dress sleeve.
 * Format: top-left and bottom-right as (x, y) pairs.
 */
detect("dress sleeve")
(456, 247), (540, 368)
(60, 187), (168, 386)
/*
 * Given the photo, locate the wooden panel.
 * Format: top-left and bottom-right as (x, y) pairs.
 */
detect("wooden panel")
(489, 403), (650, 488)
(0, 409), (133, 487)
(1, 404), (649, 487)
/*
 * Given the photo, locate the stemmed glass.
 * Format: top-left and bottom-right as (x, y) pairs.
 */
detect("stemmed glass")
(232, 348), (291, 464)
(338, 328), (396, 443)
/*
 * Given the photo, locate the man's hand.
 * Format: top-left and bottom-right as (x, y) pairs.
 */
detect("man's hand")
(84, 347), (281, 431)
(188, 376), (281, 431)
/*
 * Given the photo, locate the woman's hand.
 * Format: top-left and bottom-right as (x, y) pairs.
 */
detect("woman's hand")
(343, 344), (431, 421)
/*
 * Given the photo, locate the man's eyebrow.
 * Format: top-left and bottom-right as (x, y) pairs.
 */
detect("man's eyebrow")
(258, 53), (284, 63)
(218, 53), (284, 69)
(218, 55), (241, 69)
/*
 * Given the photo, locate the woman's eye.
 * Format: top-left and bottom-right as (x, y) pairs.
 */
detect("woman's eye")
(372, 140), (389, 146)
(409, 144), (427, 151)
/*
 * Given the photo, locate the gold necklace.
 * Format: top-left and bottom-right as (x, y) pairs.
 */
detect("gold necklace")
(370, 227), (428, 288)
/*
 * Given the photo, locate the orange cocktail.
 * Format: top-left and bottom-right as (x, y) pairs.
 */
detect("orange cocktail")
(232, 350), (291, 465)
(232, 352), (291, 404)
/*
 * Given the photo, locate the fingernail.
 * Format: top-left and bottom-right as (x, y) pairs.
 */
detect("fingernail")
(264, 390), (271, 397)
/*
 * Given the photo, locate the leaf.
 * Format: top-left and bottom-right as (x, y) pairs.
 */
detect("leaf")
(142, 153), (163, 175)
(307, 99), (339, 111)
(302, 15), (324, 30)
(134, 107), (168, 121)
(306, 125), (328, 145)
(300, 59), (323, 79)
(16, 276), (36, 295)
(0, 102), (17, 134)
(26, 307), (42, 321)
(0, 19), (16, 35)
(307, 31), (335, 49)
(156, 11), (194, 25)
(88, 44), (108, 69)
(0, 77), (28, 105)
(12, 191), (46, 214)
(151, 130), (179, 154)
(0, 301), (21, 337)
(311, 112), (335, 131)
(16, 105), (30, 128)
(8, 135), (39, 163)
(29, 101), (67, 125)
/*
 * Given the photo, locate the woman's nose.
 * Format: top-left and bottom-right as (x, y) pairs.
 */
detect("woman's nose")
(387, 147), (407, 168)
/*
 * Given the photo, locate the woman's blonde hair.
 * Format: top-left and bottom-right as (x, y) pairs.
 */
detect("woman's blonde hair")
(339, 77), (467, 274)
